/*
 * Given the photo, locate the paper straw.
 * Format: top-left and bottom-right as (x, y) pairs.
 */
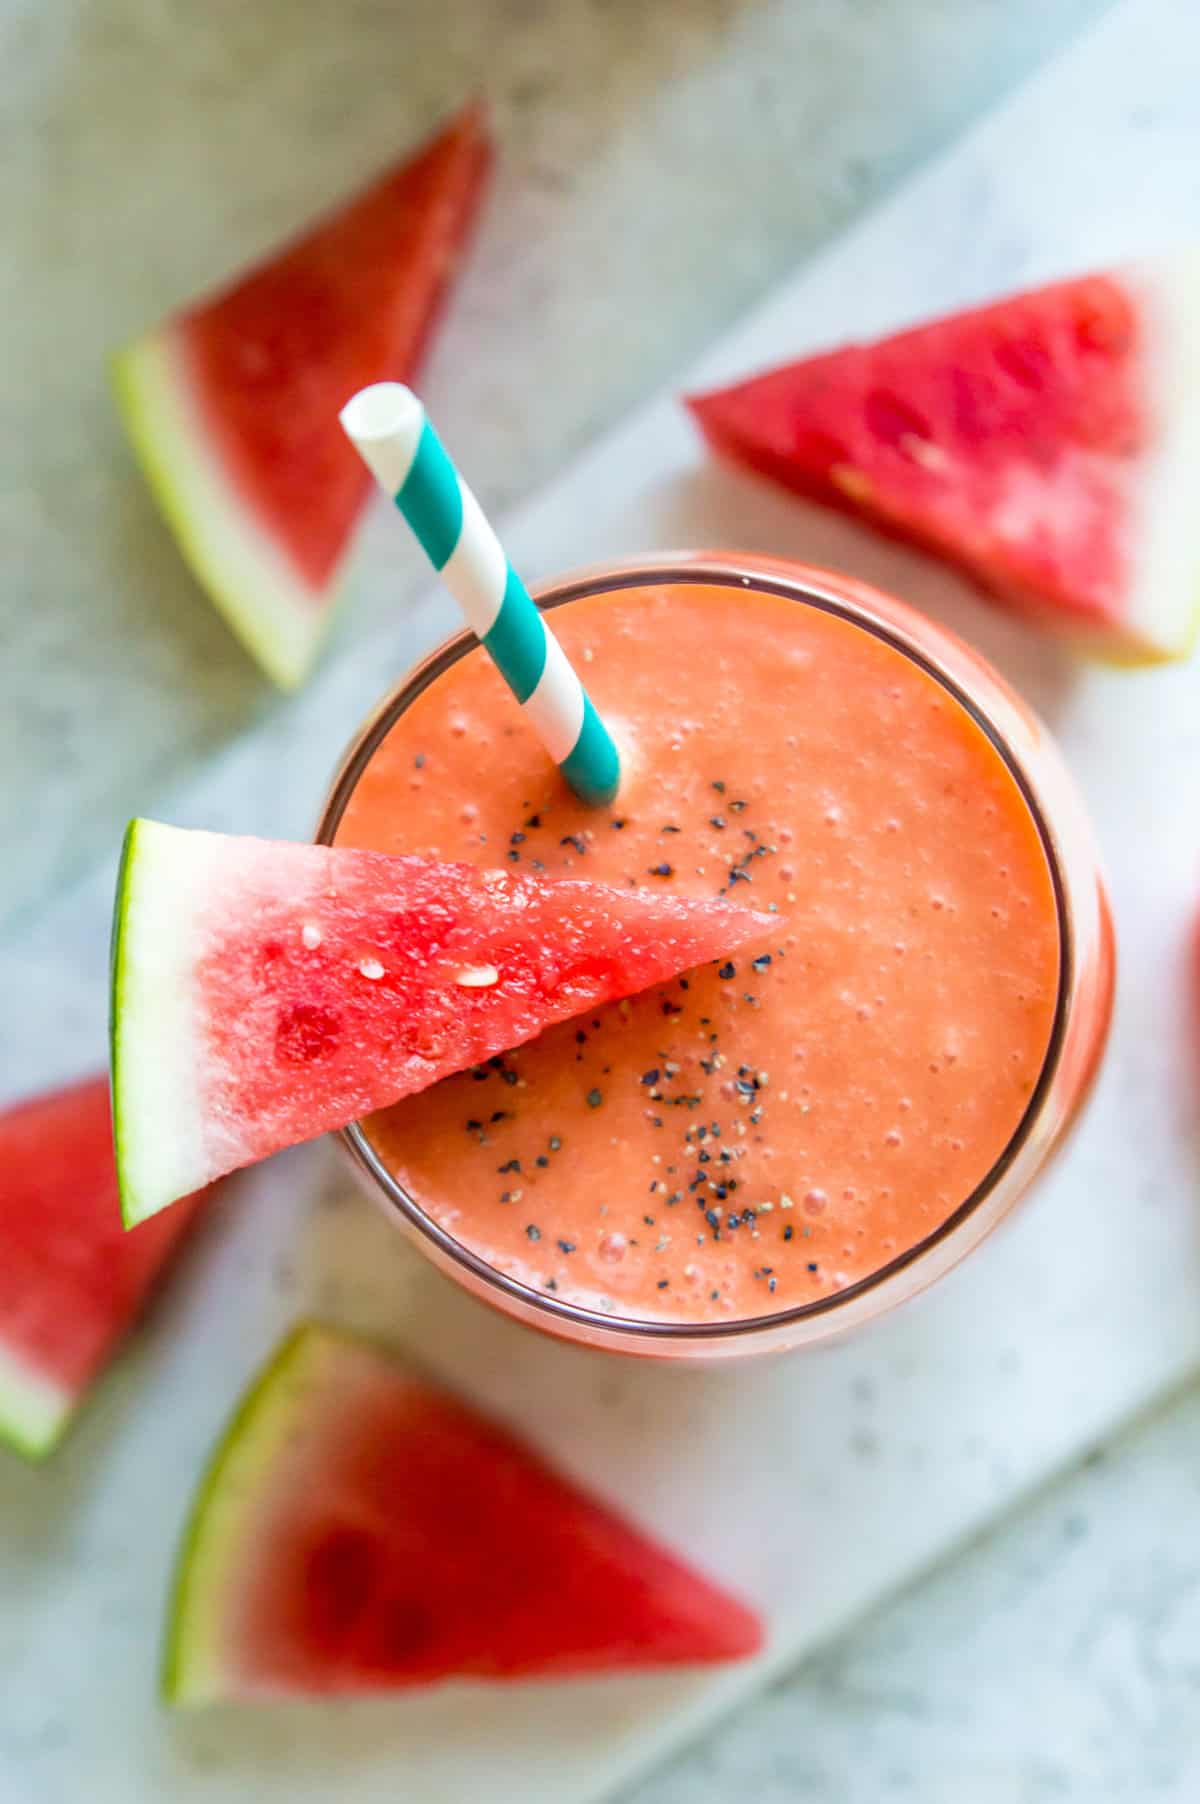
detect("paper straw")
(340, 383), (620, 807)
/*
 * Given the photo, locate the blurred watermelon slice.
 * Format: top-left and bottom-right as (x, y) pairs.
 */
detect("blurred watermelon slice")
(110, 821), (769, 1226)
(112, 102), (491, 688)
(164, 1323), (764, 1702)
(0, 1075), (206, 1459)
(688, 258), (1200, 662)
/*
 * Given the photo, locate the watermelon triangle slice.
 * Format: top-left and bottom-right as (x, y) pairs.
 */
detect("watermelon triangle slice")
(688, 258), (1200, 663)
(111, 820), (770, 1227)
(0, 1075), (206, 1460)
(164, 1322), (764, 1702)
(112, 102), (491, 689)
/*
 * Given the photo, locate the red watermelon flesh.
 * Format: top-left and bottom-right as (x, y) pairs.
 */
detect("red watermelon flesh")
(112, 103), (491, 688)
(164, 1323), (764, 1701)
(111, 821), (771, 1226)
(0, 1075), (205, 1459)
(688, 259), (1200, 662)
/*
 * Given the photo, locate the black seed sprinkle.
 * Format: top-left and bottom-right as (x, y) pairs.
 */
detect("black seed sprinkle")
(490, 1110), (509, 1124)
(465, 1118), (482, 1132)
(730, 798), (747, 812)
(661, 823), (681, 834)
(414, 754), (426, 769)
(510, 831), (526, 846)
(783, 1224), (794, 1241)
(641, 1069), (661, 1086)
(560, 834), (587, 854)
(648, 863), (674, 878)
(611, 817), (627, 830)
(545, 1278), (558, 1292)
(807, 1262), (818, 1273)
(501, 1069), (519, 1087)
(536, 1155), (549, 1168)
(575, 1029), (587, 1044)
(557, 1238), (576, 1254)
(525, 813), (542, 829)
(712, 780), (726, 793)
(709, 816), (727, 830)
(526, 1224), (541, 1241)
(752, 953), (773, 972)
(497, 1158), (521, 1174)
(586, 1088), (603, 1108)
(657, 1279), (669, 1290)
(718, 962), (735, 980)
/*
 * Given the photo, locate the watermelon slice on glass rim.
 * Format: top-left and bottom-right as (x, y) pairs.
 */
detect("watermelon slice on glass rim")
(0, 1075), (207, 1460)
(688, 257), (1200, 663)
(110, 820), (770, 1227)
(164, 1322), (764, 1703)
(111, 102), (491, 689)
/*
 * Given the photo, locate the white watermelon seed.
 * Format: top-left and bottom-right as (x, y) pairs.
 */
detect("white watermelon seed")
(454, 965), (499, 988)
(301, 922), (323, 950)
(358, 956), (385, 980)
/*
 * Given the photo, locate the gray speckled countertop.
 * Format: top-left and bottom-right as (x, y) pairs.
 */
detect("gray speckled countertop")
(626, 1380), (1200, 1803)
(14, 3), (1200, 1802)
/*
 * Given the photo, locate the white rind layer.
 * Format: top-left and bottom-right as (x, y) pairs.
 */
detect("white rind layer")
(1121, 253), (1200, 659)
(112, 821), (217, 1226)
(112, 331), (352, 689)
(0, 1338), (74, 1460)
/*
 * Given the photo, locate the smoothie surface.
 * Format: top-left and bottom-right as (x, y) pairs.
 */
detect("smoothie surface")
(334, 580), (1060, 1324)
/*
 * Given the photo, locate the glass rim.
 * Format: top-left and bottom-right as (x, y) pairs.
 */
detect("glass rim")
(316, 554), (1073, 1344)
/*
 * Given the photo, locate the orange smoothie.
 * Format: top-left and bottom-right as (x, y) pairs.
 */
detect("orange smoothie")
(334, 579), (1061, 1325)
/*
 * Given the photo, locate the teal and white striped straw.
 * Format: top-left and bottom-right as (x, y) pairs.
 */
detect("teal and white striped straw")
(340, 383), (620, 807)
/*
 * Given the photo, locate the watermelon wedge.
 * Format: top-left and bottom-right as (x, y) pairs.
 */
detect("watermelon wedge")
(0, 1075), (206, 1460)
(165, 1322), (763, 1702)
(688, 257), (1200, 662)
(112, 103), (491, 688)
(111, 820), (770, 1227)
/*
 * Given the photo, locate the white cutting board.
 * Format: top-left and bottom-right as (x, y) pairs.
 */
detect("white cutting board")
(3, 1), (1200, 1798)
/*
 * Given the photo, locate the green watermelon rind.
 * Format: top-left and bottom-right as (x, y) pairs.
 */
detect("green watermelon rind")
(162, 1322), (351, 1705)
(111, 819), (210, 1230)
(111, 333), (347, 690)
(0, 1338), (75, 1463)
